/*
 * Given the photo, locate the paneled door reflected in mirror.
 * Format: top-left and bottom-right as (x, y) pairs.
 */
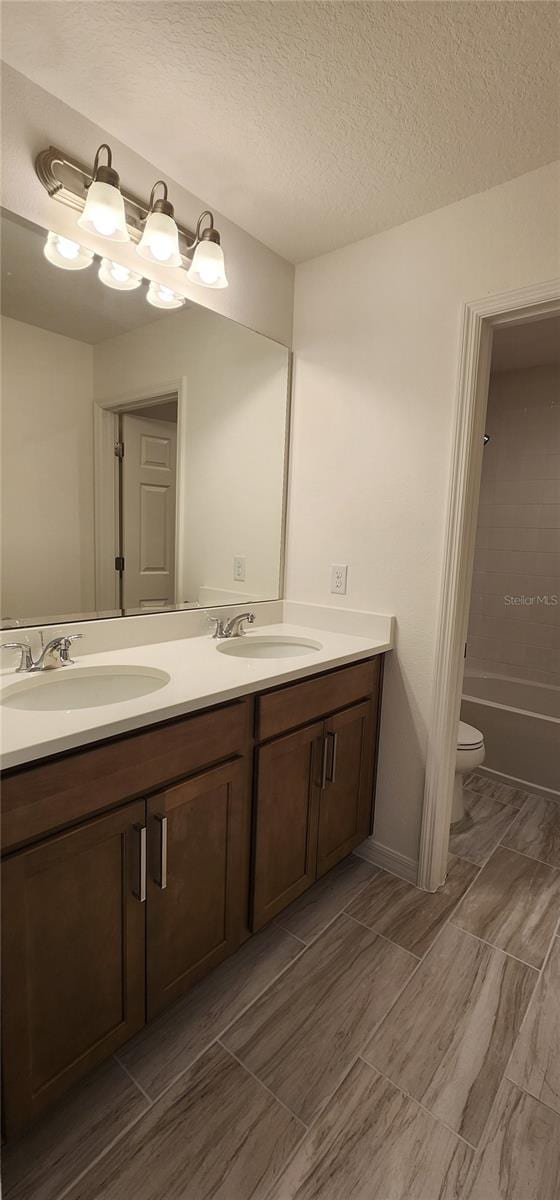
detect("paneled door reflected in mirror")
(0, 210), (291, 627)
(121, 402), (178, 612)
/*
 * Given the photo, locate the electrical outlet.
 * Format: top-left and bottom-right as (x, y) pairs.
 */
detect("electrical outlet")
(233, 555), (246, 583)
(330, 563), (348, 595)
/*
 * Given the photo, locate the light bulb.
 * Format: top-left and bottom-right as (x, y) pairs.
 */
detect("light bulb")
(57, 236), (81, 260)
(137, 209), (182, 267)
(43, 231), (94, 271)
(187, 238), (228, 289)
(146, 281), (185, 310)
(78, 180), (130, 243)
(98, 258), (143, 291)
(92, 208), (118, 237)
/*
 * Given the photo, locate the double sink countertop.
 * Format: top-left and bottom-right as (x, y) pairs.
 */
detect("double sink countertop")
(0, 607), (394, 771)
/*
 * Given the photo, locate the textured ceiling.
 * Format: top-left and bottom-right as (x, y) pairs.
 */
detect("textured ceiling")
(1, 1), (559, 262)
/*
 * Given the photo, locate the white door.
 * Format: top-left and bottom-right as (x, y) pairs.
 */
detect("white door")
(122, 414), (177, 610)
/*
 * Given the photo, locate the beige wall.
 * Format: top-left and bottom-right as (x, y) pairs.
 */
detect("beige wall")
(467, 363), (560, 687)
(1, 64), (294, 347)
(1, 316), (95, 620)
(289, 161), (560, 867)
(94, 307), (289, 605)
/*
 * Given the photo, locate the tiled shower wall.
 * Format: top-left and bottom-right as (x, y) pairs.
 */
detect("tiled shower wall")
(466, 363), (560, 687)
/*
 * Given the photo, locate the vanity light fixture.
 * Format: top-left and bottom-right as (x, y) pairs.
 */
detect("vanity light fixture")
(77, 144), (130, 242)
(36, 144), (228, 289)
(136, 181), (182, 266)
(146, 281), (185, 310)
(187, 211), (228, 289)
(43, 231), (94, 271)
(98, 258), (143, 291)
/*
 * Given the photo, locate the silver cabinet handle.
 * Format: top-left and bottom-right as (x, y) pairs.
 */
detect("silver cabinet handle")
(133, 824), (147, 903)
(320, 735), (329, 789)
(155, 815), (168, 890)
(327, 732), (338, 784)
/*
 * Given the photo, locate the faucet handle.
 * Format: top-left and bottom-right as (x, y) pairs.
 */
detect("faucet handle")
(58, 633), (82, 664)
(1, 642), (34, 672)
(206, 615), (226, 639)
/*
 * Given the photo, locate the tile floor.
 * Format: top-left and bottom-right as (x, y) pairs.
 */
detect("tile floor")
(3, 773), (560, 1200)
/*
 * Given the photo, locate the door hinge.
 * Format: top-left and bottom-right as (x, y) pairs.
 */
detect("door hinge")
(114, 441), (124, 460)
(115, 556), (125, 572)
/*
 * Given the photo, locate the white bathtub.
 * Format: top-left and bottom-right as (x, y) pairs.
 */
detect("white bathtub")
(461, 669), (560, 797)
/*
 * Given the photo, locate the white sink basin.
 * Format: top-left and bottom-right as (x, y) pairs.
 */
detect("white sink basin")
(217, 635), (322, 659)
(0, 665), (170, 711)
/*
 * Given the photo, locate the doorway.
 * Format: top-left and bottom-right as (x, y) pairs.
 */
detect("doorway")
(418, 279), (560, 892)
(118, 401), (178, 612)
(93, 386), (184, 616)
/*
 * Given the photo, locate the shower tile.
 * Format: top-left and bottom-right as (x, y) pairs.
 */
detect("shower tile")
(451, 846), (560, 968)
(502, 795), (560, 867)
(448, 791), (517, 866)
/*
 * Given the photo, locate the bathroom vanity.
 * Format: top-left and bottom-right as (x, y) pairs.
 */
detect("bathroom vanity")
(0, 203), (392, 1141)
(1, 644), (385, 1138)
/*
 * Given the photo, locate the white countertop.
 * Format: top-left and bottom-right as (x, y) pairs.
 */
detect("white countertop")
(0, 620), (392, 771)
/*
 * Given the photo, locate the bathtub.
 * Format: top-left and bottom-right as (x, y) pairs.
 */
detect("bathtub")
(461, 669), (560, 797)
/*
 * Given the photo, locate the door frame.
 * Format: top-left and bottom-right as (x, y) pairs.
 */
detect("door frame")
(93, 378), (187, 611)
(417, 277), (560, 892)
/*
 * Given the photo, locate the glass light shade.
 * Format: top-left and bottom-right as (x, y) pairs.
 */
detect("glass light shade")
(77, 180), (130, 242)
(146, 281), (185, 310)
(137, 211), (182, 266)
(44, 231), (94, 271)
(187, 239), (228, 288)
(98, 258), (143, 291)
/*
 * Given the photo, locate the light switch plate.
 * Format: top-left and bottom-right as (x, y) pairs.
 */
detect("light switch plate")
(233, 555), (246, 582)
(330, 563), (348, 594)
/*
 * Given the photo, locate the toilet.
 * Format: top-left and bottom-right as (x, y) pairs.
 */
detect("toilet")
(452, 721), (485, 830)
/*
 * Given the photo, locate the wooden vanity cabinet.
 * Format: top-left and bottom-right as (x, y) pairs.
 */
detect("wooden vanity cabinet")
(316, 699), (376, 877)
(1, 699), (251, 1139)
(252, 722), (324, 929)
(1, 656), (384, 1138)
(146, 757), (248, 1019)
(1, 800), (146, 1136)
(251, 658), (382, 930)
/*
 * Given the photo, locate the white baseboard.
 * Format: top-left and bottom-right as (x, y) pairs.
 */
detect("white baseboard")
(354, 838), (418, 884)
(477, 765), (560, 804)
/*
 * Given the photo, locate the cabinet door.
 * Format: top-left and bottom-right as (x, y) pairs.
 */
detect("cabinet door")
(317, 701), (375, 877)
(252, 722), (323, 931)
(147, 758), (247, 1019)
(2, 801), (146, 1138)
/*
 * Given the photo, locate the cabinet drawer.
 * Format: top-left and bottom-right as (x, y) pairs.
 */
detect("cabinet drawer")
(256, 658), (379, 741)
(2, 699), (250, 852)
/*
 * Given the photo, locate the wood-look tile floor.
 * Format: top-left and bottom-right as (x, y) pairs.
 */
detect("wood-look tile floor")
(3, 777), (560, 1200)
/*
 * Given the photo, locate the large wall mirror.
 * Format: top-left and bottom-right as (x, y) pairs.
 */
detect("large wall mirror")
(1, 210), (291, 627)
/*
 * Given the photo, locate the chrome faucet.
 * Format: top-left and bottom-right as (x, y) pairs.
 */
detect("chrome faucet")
(208, 612), (255, 639)
(1, 634), (82, 672)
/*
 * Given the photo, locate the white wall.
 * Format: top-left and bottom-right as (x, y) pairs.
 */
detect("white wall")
(468, 363), (560, 687)
(1, 316), (95, 619)
(94, 307), (289, 604)
(1, 64), (294, 347)
(288, 161), (560, 866)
